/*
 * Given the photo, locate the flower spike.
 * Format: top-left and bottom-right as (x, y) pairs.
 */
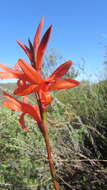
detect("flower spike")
(0, 17), (80, 190)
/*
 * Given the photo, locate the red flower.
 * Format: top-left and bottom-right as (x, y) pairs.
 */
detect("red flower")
(0, 58), (80, 109)
(3, 92), (42, 131)
(11, 59), (80, 106)
(0, 17), (80, 114)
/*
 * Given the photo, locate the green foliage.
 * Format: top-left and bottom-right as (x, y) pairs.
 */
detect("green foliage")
(56, 80), (107, 157)
(0, 107), (53, 189)
(0, 79), (107, 189)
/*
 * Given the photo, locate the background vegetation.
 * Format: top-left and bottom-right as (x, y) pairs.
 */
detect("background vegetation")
(0, 53), (107, 190)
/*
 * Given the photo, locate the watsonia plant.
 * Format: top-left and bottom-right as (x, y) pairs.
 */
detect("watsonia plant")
(0, 17), (80, 190)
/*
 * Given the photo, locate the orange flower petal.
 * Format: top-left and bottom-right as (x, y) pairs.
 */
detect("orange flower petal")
(48, 61), (72, 81)
(33, 16), (44, 52)
(23, 96), (28, 104)
(3, 92), (22, 110)
(36, 25), (52, 72)
(17, 59), (43, 83)
(39, 90), (52, 107)
(19, 113), (29, 130)
(3, 92), (41, 124)
(0, 64), (23, 79)
(0, 72), (17, 79)
(17, 40), (33, 63)
(49, 79), (80, 90)
(14, 84), (38, 96)
(4, 100), (21, 111)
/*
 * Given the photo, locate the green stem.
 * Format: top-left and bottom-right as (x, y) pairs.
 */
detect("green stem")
(42, 111), (61, 190)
